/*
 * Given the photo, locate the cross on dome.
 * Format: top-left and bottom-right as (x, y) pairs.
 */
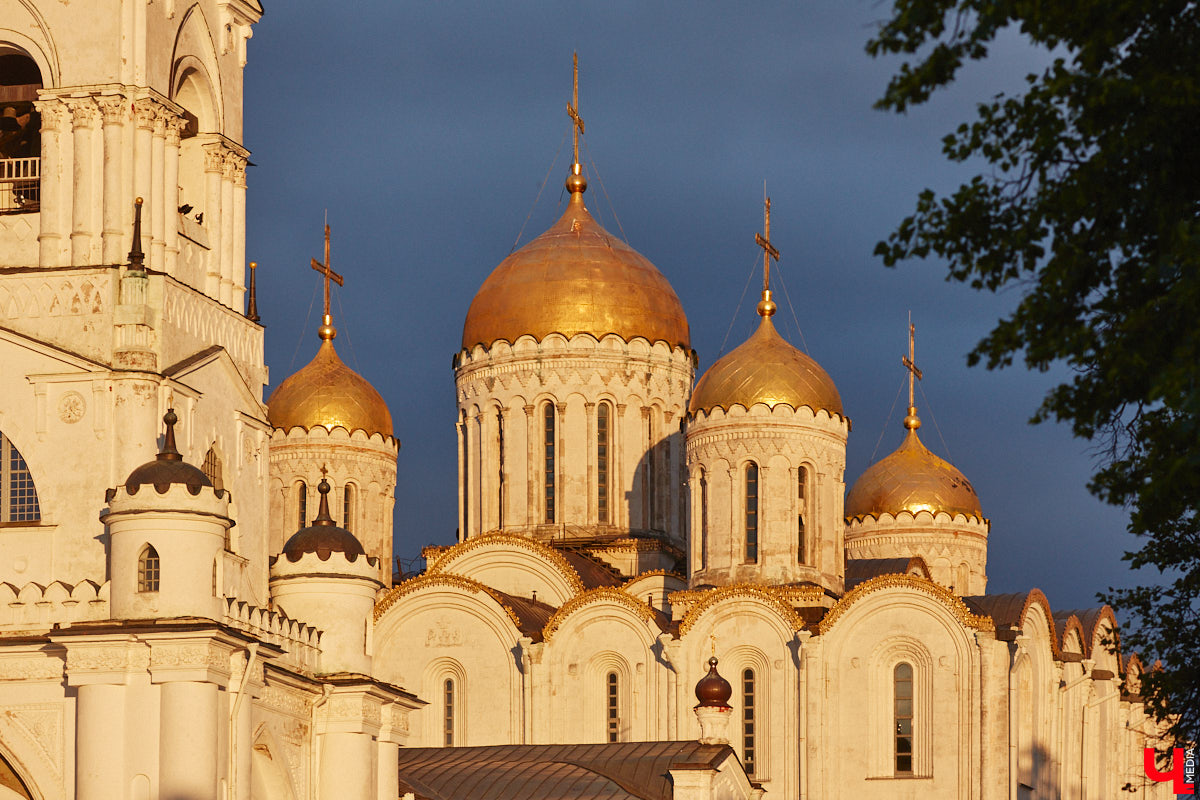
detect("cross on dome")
(565, 53), (588, 194)
(755, 195), (780, 318)
(311, 222), (344, 340)
(902, 314), (923, 430)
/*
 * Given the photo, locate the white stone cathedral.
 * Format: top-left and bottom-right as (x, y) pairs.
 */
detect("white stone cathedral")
(0, 2), (1170, 800)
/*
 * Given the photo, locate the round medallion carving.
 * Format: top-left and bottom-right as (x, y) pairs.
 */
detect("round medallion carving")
(58, 391), (86, 424)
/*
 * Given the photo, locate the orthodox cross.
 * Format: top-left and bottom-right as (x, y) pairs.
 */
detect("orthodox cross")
(567, 52), (585, 166)
(755, 196), (780, 292)
(310, 223), (343, 318)
(902, 314), (923, 407)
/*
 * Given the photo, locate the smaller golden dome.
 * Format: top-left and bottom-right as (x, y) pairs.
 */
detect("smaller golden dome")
(846, 412), (981, 520)
(689, 297), (843, 416)
(268, 319), (393, 437)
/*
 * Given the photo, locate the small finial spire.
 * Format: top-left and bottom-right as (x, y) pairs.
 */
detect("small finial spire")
(902, 312), (923, 430)
(312, 465), (335, 526)
(565, 52), (588, 195)
(755, 192), (780, 317)
(310, 223), (344, 340)
(245, 261), (260, 323)
(128, 197), (146, 274)
(159, 408), (182, 462)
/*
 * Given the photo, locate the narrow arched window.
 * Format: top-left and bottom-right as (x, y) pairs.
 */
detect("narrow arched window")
(138, 545), (160, 593)
(797, 466), (808, 564)
(342, 484), (355, 531)
(699, 469), (708, 570)
(543, 403), (556, 523)
(894, 662), (914, 774)
(212, 557), (219, 597)
(201, 446), (223, 492)
(606, 672), (620, 743)
(443, 678), (455, 746)
(745, 462), (759, 562)
(296, 481), (307, 529)
(460, 410), (469, 537)
(497, 409), (505, 529)
(0, 431), (40, 522)
(742, 669), (756, 776)
(597, 403), (610, 524)
(647, 414), (659, 530)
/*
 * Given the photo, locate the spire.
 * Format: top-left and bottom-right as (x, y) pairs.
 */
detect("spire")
(246, 261), (260, 323)
(311, 465), (335, 527)
(158, 408), (182, 462)
(127, 197), (146, 275)
(310, 222), (344, 340)
(902, 313), (923, 430)
(754, 193), (780, 317)
(565, 52), (588, 195)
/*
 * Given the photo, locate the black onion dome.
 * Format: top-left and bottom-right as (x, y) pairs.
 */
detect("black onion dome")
(123, 409), (214, 496)
(281, 476), (369, 562)
(694, 657), (732, 708)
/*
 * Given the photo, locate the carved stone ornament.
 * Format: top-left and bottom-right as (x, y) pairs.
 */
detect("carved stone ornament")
(1, 702), (66, 779)
(133, 98), (159, 130)
(34, 100), (69, 132)
(57, 391), (86, 424)
(67, 100), (99, 127)
(96, 96), (127, 126)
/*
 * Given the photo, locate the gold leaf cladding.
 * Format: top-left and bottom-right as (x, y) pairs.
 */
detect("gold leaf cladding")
(541, 587), (662, 642)
(676, 584), (809, 637)
(817, 574), (995, 635)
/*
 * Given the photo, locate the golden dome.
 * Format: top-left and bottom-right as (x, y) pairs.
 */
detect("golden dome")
(268, 319), (393, 437)
(846, 413), (981, 520)
(461, 188), (689, 350)
(689, 297), (843, 416)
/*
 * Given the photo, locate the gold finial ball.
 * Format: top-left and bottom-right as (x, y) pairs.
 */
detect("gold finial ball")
(565, 171), (588, 194)
(756, 296), (777, 317)
(903, 405), (922, 430)
(318, 322), (337, 341)
(249, 261), (257, 270)
(135, 196), (143, 206)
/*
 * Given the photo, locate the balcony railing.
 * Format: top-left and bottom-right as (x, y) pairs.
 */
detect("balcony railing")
(0, 157), (39, 213)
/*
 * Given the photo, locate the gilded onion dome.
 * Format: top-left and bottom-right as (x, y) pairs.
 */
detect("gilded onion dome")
(461, 170), (689, 350)
(688, 291), (842, 416)
(845, 408), (982, 520)
(268, 317), (393, 438)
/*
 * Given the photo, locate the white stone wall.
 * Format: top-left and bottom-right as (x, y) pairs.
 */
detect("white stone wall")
(686, 403), (848, 592)
(846, 512), (989, 595)
(454, 333), (694, 547)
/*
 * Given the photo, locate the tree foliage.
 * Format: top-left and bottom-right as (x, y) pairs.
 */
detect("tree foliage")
(868, 0), (1200, 744)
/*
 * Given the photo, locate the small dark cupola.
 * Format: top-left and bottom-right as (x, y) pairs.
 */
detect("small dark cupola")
(695, 656), (733, 710)
(280, 472), (371, 563)
(119, 409), (216, 496)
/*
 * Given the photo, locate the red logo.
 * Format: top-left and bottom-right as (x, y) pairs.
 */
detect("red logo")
(1145, 747), (1196, 794)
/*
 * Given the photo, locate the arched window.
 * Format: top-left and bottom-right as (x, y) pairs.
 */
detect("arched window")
(606, 672), (620, 743)
(201, 446), (223, 492)
(138, 545), (161, 593)
(443, 678), (455, 746)
(0, 431), (40, 522)
(744, 462), (759, 562)
(797, 466), (808, 563)
(296, 481), (307, 529)
(699, 469), (708, 570)
(543, 403), (556, 523)
(0, 50), (43, 215)
(460, 410), (469, 536)
(596, 403), (610, 524)
(742, 669), (757, 776)
(496, 408), (505, 529)
(343, 484), (355, 531)
(212, 557), (219, 597)
(894, 662), (914, 774)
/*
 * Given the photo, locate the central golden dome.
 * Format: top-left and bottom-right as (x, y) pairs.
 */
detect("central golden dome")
(461, 189), (689, 350)
(689, 298), (843, 416)
(268, 320), (393, 438)
(846, 413), (981, 520)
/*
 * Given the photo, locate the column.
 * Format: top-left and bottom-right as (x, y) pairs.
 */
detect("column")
(319, 733), (373, 800)
(232, 158), (247, 309)
(133, 99), (156, 261)
(150, 109), (167, 269)
(160, 681), (220, 800)
(35, 99), (68, 266)
(376, 740), (399, 800)
(75, 683), (127, 800)
(163, 116), (185, 277)
(585, 402), (596, 524)
(220, 153), (236, 305)
(455, 414), (466, 542)
(464, 410), (477, 537)
(203, 144), (224, 299)
(68, 99), (99, 266)
(97, 95), (126, 265)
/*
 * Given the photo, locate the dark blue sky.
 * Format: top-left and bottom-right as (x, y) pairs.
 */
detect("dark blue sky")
(244, 2), (1142, 610)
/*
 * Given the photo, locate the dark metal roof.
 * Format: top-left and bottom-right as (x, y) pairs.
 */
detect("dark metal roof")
(844, 556), (928, 589)
(558, 550), (624, 589)
(396, 741), (735, 800)
(492, 590), (557, 641)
